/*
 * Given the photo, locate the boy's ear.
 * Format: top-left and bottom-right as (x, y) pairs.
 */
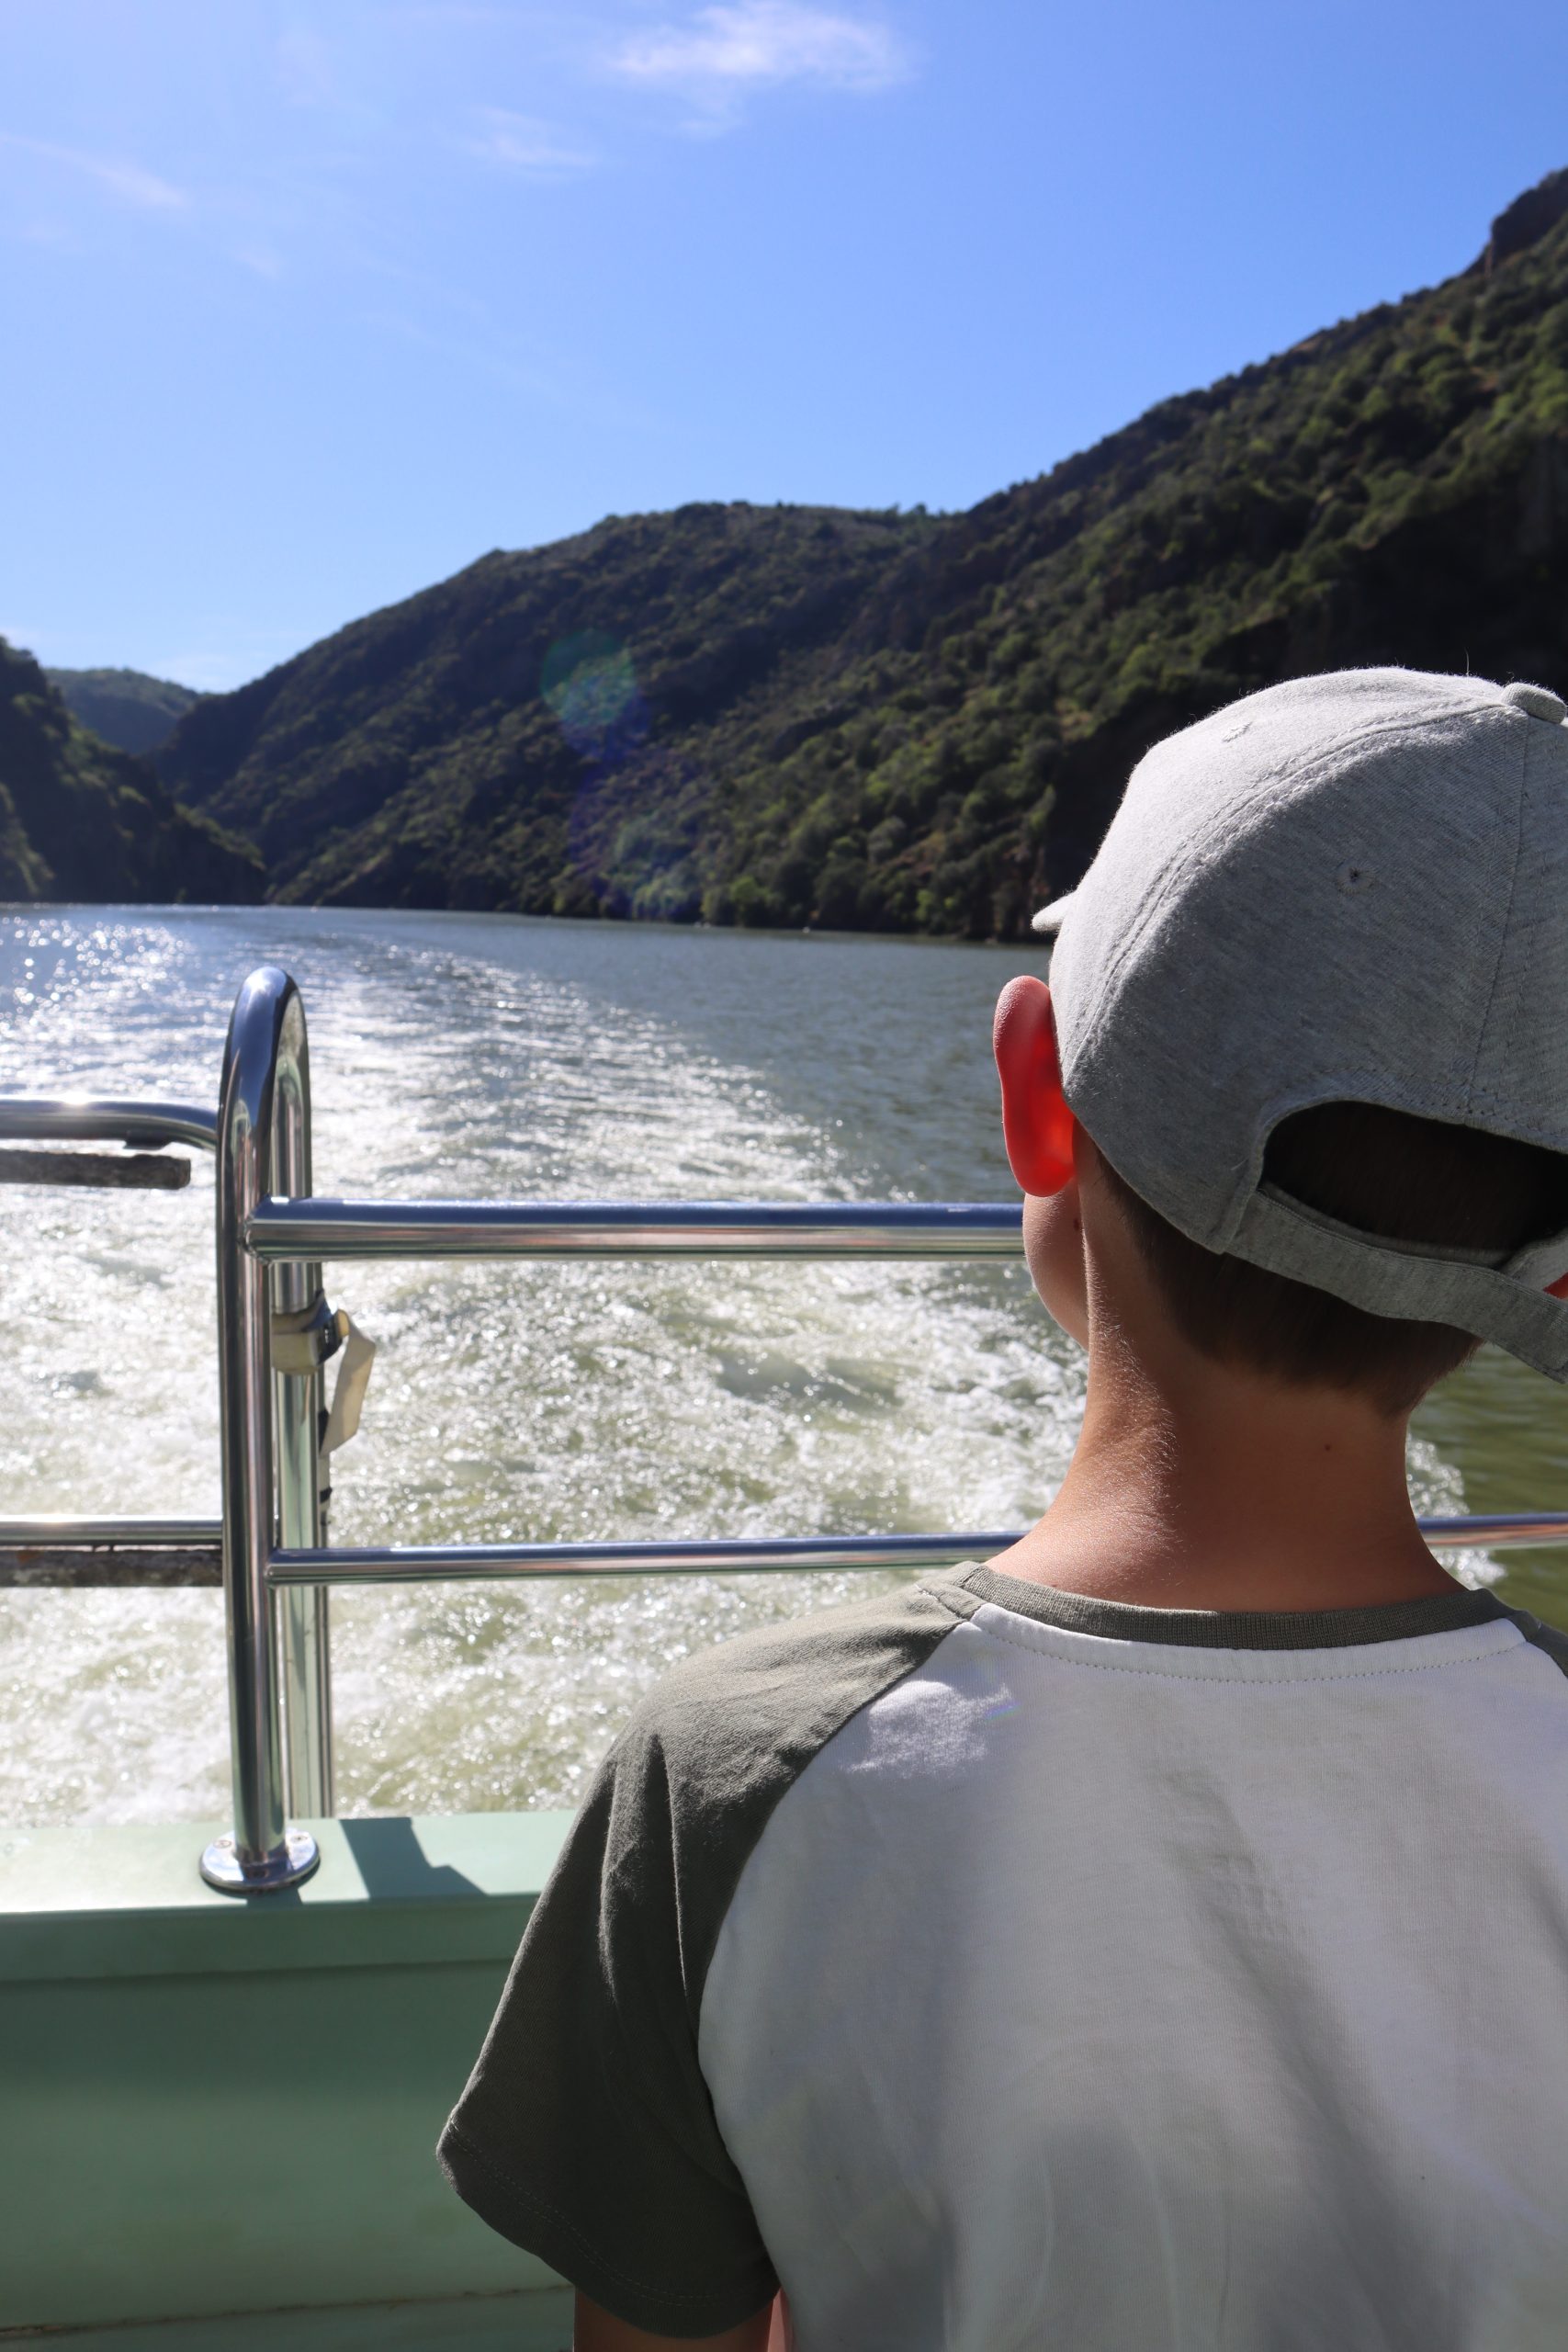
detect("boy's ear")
(993, 976), (1076, 1196)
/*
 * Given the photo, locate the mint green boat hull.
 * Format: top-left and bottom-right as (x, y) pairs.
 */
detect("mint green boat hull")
(0, 1814), (574, 2344)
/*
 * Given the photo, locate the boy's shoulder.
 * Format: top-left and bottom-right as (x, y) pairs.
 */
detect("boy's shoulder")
(608, 1571), (1568, 1814)
(604, 1565), (983, 1832)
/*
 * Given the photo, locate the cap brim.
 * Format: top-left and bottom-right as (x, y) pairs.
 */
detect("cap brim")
(1030, 892), (1077, 934)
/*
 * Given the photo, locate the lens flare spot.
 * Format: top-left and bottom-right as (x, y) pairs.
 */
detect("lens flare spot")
(542, 631), (648, 764)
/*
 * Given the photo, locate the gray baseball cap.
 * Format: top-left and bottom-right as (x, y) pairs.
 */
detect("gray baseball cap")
(1033, 667), (1568, 1377)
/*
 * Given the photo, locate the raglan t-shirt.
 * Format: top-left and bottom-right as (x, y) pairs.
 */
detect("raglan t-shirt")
(438, 1564), (1568, 2349)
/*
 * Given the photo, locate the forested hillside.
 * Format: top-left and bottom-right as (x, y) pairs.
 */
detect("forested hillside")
(158, 165), (1568, 937)
(0, 639), (260, 904)
(47, 666), (203, 756)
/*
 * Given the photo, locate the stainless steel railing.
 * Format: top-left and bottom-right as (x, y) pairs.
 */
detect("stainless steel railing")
(6, 963), (1568, 1894)
(256, 1517), (1568, 1586)
(0, 1100), (219, 1152)
(0, 991), (334, 1881)
(0, 1517), (222, 1543)
(244, 1197), (1028, 1261)
(6, 1511), (1563, 1582)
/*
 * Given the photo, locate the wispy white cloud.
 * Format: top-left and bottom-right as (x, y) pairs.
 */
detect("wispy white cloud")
(466, 108), (600, 180)
(13, 217), (80, 253)
(276, 27), (337, 110)
(0, 133), (186, 212)
(360, 303), (660, 432)
(360, 305), (570, 404)
(608, 2), (908, 99)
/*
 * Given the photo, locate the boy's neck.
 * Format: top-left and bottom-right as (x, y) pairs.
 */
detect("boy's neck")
(994, 1321), (1456, 1615)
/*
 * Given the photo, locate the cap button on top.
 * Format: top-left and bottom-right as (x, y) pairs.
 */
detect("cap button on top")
(1502, 681), (1567, 723)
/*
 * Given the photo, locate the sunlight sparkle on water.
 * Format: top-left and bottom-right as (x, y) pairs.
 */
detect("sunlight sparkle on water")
(0, 910), (1477, 1826)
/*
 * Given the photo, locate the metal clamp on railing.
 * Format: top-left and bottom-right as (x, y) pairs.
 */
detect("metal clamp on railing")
(270, 1295), (378, 1526)
(271, 1293), (344, 1375)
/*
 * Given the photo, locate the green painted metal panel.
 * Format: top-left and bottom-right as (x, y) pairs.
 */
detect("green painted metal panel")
(0, 1813), (574, 2334)
(4, 2287), (574, 2348)
(0, 1812), (572, 1982)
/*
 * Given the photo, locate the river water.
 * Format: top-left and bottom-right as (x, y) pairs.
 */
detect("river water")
(2, 907), (1565, 1828)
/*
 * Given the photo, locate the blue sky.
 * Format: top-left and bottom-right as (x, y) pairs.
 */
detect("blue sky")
(5, 0), (1568, 690)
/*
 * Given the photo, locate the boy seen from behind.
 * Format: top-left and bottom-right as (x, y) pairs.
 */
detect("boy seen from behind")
(441, 669), (1568, 2349)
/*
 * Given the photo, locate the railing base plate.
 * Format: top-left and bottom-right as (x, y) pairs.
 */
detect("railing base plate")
(199, 1826), (321, 1894)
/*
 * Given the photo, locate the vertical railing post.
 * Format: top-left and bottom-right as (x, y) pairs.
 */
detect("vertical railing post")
(271, 1007), (334, 1820)
(201, 967), (320, 1893)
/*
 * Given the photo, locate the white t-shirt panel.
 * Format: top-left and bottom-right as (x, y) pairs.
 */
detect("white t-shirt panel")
(700, 1598), (1568, 2351)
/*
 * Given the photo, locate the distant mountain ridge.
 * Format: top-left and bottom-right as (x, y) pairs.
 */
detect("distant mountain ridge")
(52, 164), (1568, 930)
(160, 166), (1568, 938)
(47, 666), (203, 756)
(0, 640), (259, 904)
(160, 505), (931, 918)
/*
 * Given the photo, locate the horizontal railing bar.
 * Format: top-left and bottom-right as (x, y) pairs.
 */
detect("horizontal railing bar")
(268, 1532), (1021, 1587)
(0, 1098), (218, 1152)
(6, 1513), (1564, 1590)
(1420, 1513), (1568, 1549)
(0, 1516), (222, 1545)
(245, 1198), (1027, 1261)
(266, 1512), (1568, 1588)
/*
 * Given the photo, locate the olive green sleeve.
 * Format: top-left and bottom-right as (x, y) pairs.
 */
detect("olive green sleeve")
(439, 1722), (777, 2334)
(437, 1575), (964, 2335)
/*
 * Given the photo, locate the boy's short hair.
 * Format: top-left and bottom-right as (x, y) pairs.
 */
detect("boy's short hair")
(1100, 1102), (1568, 1415)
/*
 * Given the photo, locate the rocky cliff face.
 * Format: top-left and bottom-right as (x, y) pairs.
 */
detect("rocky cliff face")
(1482, 168), (1568, 274)
(0, 639), (261, 904)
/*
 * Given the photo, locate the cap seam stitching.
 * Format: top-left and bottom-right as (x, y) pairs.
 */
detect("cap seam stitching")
(1462, 707), (1532, 1116)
